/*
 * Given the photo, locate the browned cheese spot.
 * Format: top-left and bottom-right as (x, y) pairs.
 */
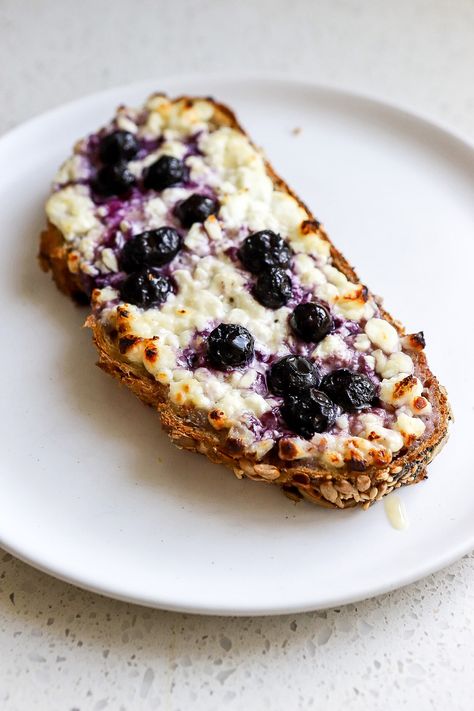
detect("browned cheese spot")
(402, 331), (426, 351)
(119, 335), (142, 354)
(370, 449), (392, 466)
(300, 219), (321, 234)
(144, 344), (158, 363)
(393, 374), (418, 400)
(278, 438), (301, 460)
(208, 409), (228, 430)
(413, 396), (428, 411)
(338, 284), (368, 305)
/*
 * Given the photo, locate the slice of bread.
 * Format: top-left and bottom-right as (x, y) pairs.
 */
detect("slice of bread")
(39, 94), (451, 509)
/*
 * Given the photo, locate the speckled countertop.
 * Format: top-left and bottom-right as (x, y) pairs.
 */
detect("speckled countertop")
(0, 1), (473, 709)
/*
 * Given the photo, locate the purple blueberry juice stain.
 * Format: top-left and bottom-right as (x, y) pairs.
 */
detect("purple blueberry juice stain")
(183, 132), (203, 157)
(252, 371), (268, 396)
(258, 409), (289, 439)
(94, 271), (127, 290)
(285, 280), (308, 309)
(224, 245), (240, 262)
(137, 136), (163, 158)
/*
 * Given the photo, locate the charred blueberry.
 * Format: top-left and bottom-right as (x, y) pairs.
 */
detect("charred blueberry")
(281, 389), (337, 438)
(252, 267), (292, 309)
(174, 194), (219, 228)
(238, 230), (292, 274)
(93, 163), (136, 197)
(119, 268), (172, 309)
(320, 368), (376, 410)
(144, 155), (185, 191)
(208, 324), (255, 370)
(98, 130), (139, 164)
(290, 302), (332, 342)
(267, 355), (321, 396)
(120, 227), (182, 272)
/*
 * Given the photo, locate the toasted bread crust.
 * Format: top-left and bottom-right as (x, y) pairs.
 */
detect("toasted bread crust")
(39, 95), (451, 509)
(39, 223), (89, 304)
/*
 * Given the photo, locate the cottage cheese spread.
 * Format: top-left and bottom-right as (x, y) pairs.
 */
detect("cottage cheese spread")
(45, 95), (435, 469)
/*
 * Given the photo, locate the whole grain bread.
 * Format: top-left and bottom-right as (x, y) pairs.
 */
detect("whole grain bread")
(39, 96), (451, 509)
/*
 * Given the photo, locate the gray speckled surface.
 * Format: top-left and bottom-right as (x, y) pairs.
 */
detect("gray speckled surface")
(0, 0), (473, 708)
(1, 551), (474, 710)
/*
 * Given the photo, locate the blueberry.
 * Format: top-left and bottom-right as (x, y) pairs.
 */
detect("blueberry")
(281, 389), (337, 438)
(120, 227), (182, 272)
(290, 302), (332, 342)
(144, 155), (185, 191)
(174, 194), (219, 228)
(238, 230), (292, 274)
(98, 130), (139, 164)
(208, 324), (255, 370)
(267, 355), (321, 396)
(93, 163), (136, 197)
(320, 368), (376, 410)
(252, 267), (292, 308)
(119, 268), (172, 308)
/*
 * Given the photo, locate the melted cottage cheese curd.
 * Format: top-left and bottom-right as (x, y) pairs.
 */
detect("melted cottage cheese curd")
(45, 95), (435, 468)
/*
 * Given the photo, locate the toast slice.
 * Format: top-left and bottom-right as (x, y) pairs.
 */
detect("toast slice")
(39, 94), (451, 509)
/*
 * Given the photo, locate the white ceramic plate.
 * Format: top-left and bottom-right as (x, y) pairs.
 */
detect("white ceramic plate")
(0, 76), (473, 615)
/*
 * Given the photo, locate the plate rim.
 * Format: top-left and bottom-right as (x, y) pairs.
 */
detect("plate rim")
(1, 72), (473, 153)
(0, 73), (473, 615)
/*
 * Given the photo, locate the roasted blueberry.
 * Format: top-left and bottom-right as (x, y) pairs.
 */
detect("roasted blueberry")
(174, 194), (219, 228)
(119, 268), (172, 308)
(320, 368), (376, 410)
(281, 389), (337, 438)
(238, 230), (292, 274)
(93, 163), (136, 197)
(252, 267), (292, 308)
(267, 355), (321, 396)
(144, 155), (185, 191)
(208, 324), (255, 370)
(98, 130), (139, 164)
(120, 227), (182, 272)
(290, 302), (332, 342)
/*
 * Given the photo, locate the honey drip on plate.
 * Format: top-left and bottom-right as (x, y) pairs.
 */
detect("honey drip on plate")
(384, 495), (409, 530)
